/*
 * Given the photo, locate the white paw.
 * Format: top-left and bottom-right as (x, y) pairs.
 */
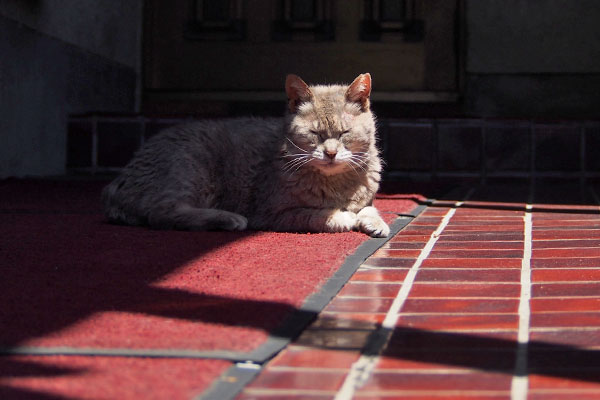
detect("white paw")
(357, 207), (390, 238)
(326, 210), (358, 232)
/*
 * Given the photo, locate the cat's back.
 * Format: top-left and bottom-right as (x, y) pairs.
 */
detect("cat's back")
(102, 117), (283, 224)
(144, 117), (282, 154)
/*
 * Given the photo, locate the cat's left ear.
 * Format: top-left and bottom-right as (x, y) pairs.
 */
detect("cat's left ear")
(346, 73), (372, 111)
(285, 74), (313, 113)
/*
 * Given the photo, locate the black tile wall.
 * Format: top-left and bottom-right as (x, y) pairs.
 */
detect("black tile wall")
(534, 124), (581, 172)
(385, 122), (434, 171)
(66, 115), (598, 181)
(97, 121), (142, 168)
(484, 121), (530, 173)
(437, 120), (482, 171)
(66, 120), (94, 168)
(585, 125), (600, 172)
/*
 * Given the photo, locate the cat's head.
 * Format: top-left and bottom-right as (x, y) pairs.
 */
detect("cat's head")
(283, 73), (377, 176)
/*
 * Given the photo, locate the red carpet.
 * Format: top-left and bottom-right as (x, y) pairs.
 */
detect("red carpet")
(0, 179), (419, 399)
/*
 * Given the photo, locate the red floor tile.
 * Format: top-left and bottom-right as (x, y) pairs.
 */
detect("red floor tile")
(389, 234), (431, 242)
(384, 241), (428, 249)
(238, 394), (333, 400)
(447, 219), (524, 225)
(530, 312), (600, 328)
(378, 349), (517, 371)
(295, 328), (373, 350)
(438, 233), (524, 242)
(529, 373), (600, 392)
(435, 241), (524, 250)
(420, 258), (522, 269)
(324, 297), (393, 313)
(358, 371), (513, 392)
(528, 349), (600, 369)
(530, 329), (600, 348)
(533, 239), (600, 248)
(244, 369), (346, 391)
(309, 313), (385, 329)
(409, 283), (521, 298)
(533, 230), (600, 240)
(354, 395), (512, 400)
(387, 329), (517, 349)
(373, 249), (423, 258)
(397, 226), (439, 235)
(402, 298), (519, 314)
(531, 258), (600, 268)
(532, 283), (600, 297)
(532, 269), (600, 282)
(454, 208), (524, 217)
(350, 269), (409, 282)
(533, 248), (600, 258)
(531, 298), (600, 312)
(533, 213), (600, 220)
(363, 257), (416, 268)
(373, 354), (474, 371)
(395, 314), (519, 331)
(338, 282), (401, 298)
(428, 249), (523, 258)
(421, 207), (453, 215)
(416, 269), (521, 283)
(269, 346), (360, 368)
(443, 225), (524, 232)
(528, 395), (600, 400)
(533, 220), (600, 227)
(410, 217), (443, 226)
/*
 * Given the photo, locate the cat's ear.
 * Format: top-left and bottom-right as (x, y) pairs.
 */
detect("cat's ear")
(285, 74), (313, 113)
(346, 73), (372, 111)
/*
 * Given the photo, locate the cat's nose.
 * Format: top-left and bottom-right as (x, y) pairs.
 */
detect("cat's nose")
(325, 149), (337, 160)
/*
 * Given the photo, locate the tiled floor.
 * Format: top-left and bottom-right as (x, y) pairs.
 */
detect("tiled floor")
(236, 185), (600, 400)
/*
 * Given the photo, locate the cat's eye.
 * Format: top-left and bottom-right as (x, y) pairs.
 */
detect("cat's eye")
(310, 129), (327, 139)
(341, 129), (351, 135)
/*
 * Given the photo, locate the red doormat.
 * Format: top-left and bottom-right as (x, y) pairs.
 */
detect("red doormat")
(0, 179), (420, 399)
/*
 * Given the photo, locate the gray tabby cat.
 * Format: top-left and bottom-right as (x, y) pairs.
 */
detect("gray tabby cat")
(102, 73), (390, 237)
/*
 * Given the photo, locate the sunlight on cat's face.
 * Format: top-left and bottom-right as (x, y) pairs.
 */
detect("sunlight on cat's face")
(285, 106), (373, 176)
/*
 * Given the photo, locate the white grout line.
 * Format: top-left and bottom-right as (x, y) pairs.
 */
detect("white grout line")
(334, 199), (467, 400)
(510, 205), (533, 400)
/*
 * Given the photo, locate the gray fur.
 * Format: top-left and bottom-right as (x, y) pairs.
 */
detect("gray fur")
(102, 74), (390, 237)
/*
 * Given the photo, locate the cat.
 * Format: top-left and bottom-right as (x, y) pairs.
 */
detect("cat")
(102, 73), (390, 237)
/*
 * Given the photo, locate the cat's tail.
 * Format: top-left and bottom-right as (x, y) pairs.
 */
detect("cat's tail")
(146, 204), (248, 231)
(102, 179), (248, 231)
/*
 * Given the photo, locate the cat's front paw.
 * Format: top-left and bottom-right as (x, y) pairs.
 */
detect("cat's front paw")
(326, 210), (358, 233)
(357, 207), (390, 238)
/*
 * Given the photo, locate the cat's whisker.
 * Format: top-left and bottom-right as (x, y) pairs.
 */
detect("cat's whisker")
(350, 156), (367, 166)
(282, 154), (310, 166)
(292, 162), (311, 174)
(286, 137), (309, 154)
(347, 162), (361, 176)
(283, 157), (313, 176)
(282, 155), (312, 173)
(348, 157), (368, 173)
